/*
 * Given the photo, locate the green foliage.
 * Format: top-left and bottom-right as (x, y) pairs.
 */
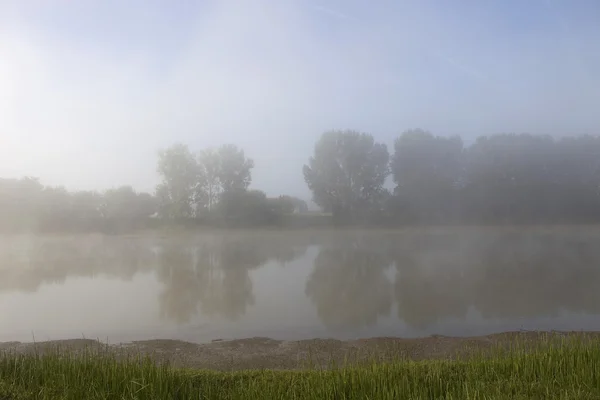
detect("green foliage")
(1, 337), (600, 399)
(196, 148), (222, 211)
(301, 129), (600, 225)
(5, 130), (600, 231)
(457, 133), (600, 224)
(0, 178), (157, 233)
(0, 177), (43, 231)
(272, 195), (295, 214)
(0, 140), (296, 231)
(156, 143), (199, 219)
(280, 195), (309, 213)
(267, 195), (308, 215)
(216, 144), (254, 194)
(103, 186), (156, 220)
(390, 129), (464, 223)
(218, 190), (280, 226)
(303, 130), (390, 223)
(458, 133), (600, 224)
(156, 143), (255, 221)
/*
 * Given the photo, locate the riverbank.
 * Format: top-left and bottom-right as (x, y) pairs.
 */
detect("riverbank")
(1, 331), (599, 399)
(1, 330), (599, 370)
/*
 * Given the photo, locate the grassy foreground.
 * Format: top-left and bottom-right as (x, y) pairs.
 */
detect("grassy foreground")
(1, 337), (599, 399)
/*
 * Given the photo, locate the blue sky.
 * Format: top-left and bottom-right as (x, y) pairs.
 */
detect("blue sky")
(1, 0), (599, 199)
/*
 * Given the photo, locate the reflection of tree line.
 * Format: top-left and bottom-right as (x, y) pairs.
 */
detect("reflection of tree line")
(307, 231), (600, 330)
(0, 234), (311, 324)
(157, 240), (266, 323)
(155, 234), (317, 323)
(2, 231), (600, 330)
(305, 239), (393, 330)
(394, 231), (600, 328)
(0, 236), (157, 292)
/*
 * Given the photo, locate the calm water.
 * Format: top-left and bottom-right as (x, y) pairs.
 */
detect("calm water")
(1, 228), (600, 344)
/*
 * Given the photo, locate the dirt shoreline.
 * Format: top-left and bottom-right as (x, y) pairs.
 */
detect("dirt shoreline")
(1, 331), (598, 371)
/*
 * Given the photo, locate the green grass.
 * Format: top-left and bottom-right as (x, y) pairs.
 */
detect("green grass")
(1, 337), (600, 399)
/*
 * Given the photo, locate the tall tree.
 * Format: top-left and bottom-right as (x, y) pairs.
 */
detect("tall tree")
(156, 144), (199, 219)
(197, 148), (222, 212)
(390, 129), (464, 223)
(303, 130), (389, 222)
(217, 144), (254, 194)
(462, 133), (597, 223)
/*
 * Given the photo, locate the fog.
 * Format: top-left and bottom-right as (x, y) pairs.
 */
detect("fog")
(2, 0), (599, 197)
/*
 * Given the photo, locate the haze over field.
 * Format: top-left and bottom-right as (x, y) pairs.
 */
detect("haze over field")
(2, 0), (600, 198)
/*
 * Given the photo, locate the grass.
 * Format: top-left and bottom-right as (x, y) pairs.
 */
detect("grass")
(1, 336), (600, 399)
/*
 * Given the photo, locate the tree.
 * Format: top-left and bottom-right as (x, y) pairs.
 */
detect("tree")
(287, 196), (309, 213)
(552, 135), (600, 222)
(269, 195), (296, 214)
(37, 186), (72, 230)
(156, 144), (199, 219)
(296, 199), (309, 213)
(136, 192), (158, 217)
(218, 189), (278, 225)
(103, 186), (137, 220)
(461, 133), (600, 223)
(0, 177), (44, 231)
(196, 148), (222, 212)
(217, 144), (254, 194)
(269, 196), (309, 214)
(70, 190), (104, 230)
(155, 142), (254, 220)
(103, 186), (156, 220)
(303, 130), (389, 222)
(390, 129), (464, 223)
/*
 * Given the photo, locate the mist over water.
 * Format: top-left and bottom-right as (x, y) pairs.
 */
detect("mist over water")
(3, 1), (600, 360)
(1, 228), (600, 344)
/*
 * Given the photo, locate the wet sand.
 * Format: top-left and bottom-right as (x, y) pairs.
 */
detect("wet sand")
(1, 331), (598, 371)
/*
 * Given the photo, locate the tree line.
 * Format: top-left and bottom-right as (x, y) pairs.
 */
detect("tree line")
(305, 129), (600, 225)
(154, 143), (308, 226)
(0, 178), (158, 233)
(2, 128), (600, 232)
(0, 143), (308, 233)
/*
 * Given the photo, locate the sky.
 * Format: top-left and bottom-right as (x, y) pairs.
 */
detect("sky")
(1, 0), (600, 199)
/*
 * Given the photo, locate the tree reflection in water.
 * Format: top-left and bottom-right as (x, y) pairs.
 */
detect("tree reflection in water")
(392, 230), (600, 329)
(4, 229), (600, 333)
(156, 234), (310, 323)
(305, 239), (393, 330)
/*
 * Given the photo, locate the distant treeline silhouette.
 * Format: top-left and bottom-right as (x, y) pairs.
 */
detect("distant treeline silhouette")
(305, 129), (600, 225)
(2, 129), (600, 232)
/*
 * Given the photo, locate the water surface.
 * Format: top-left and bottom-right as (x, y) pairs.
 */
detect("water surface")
(1, 228), (599, 343)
